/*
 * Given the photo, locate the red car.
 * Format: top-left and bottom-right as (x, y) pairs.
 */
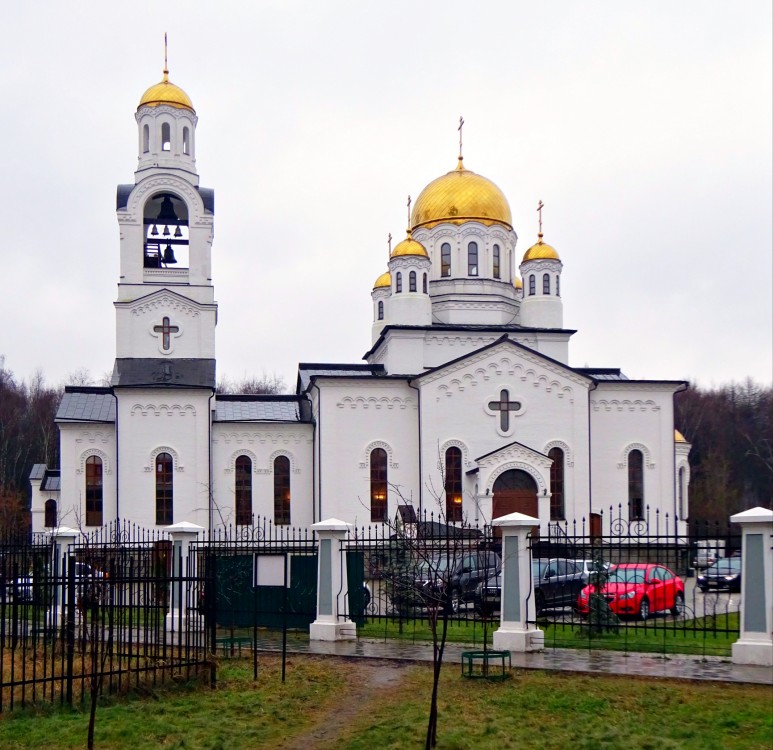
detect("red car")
(577, 563), (685, 621)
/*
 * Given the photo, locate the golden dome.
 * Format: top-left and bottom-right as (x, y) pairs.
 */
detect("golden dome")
(391, 230), (428, 258)
(411, 158), (512, 231)
(514, 276), (523, 289)
(373, 271), (391, 289)
(522, 234), (560, 262)
(138, 70), (195, 112)
(675, 429), (687, 443)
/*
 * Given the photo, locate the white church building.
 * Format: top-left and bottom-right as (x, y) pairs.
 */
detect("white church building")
(30, 65), (692, 538)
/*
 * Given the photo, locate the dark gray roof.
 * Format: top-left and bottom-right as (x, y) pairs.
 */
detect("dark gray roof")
(215, 397), (303, 422)
(29, 464), (47, 481)
(57, 389), (116, 422)
(116, 184), (214, 214)
(42, 473), (61, 491)
(112, 359), (216, 388)
(574, 368), (629, 381)
(297, 363), (386, 393)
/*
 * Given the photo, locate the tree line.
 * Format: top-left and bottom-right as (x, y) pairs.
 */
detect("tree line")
(0, 355), (769, 530)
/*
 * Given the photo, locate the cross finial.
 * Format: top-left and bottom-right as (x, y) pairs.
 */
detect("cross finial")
(387, 232), (392, 259)
(406, 195), (412, 230)
(163, 32), (169, 81)
(537, 200), (544, 237)
(458, 116), (465, 161)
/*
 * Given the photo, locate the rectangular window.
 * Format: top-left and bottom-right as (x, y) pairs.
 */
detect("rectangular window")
(441, 243), (451, 277)
(468, 242), (478, 276)
(493, 244), (500, 279)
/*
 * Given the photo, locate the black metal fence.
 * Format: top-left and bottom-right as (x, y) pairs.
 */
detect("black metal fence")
(0, 523), (212, 713)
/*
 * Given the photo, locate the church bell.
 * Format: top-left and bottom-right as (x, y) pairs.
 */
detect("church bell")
(162, 244), (177, 264)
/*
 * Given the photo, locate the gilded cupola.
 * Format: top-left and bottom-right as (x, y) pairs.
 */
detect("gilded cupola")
(410, 157), (512, 231)
(138, 69), (195, 112)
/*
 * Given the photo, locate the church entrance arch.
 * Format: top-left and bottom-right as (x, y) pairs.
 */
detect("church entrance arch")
(491, 469), (538, 520)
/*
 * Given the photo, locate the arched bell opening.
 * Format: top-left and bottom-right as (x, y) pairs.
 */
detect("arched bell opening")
(143, 192), (190, 269)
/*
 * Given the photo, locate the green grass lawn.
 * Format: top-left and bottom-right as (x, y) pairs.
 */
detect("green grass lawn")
(0, 654), (769, 749)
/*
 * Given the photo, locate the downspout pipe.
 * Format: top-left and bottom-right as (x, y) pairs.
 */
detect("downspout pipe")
(408, 379), (422, 516)
(311, 381), (322, 523)
(587, 379), (598, 531)
(111, 388), (119, 523)
(672, 382), (689, 533)
(208, 388), (216, 535)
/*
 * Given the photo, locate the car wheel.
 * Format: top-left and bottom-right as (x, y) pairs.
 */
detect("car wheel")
(535, 590), (546, 616)
(698, 585), (708, 593)
(670, 592), (684, 617)
(638, 597), (650, 621)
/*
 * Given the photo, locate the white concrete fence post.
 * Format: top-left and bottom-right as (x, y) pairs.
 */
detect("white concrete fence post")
(310, 518), (356, 641)
(47, 526), (79, 628)
(492, 512), (545, 652)
(731, 506), (773, 667)
(165, 521), (205, 633)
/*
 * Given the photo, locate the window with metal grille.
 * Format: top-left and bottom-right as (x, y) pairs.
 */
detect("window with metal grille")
(235, 455), (252, 525)
(628, 449), (644, 520)
(445, 447), (463, 522)
(548, 447), (564, 520)
(468, 242), (478, 276)
(370, 448), (388, 522)
(85, 456), (103, 526)
(274, 456), (291, 525)
(155, 452), (173, 526)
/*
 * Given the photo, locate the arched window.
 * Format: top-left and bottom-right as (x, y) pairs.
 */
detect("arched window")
(543, 273), (551, 295)
(678, 467), (685, 519)
(143, 124), (150, 153)
(528, 274), (536, 295)
(85, 456), (103, 526)
(44, 499), (57, 528)
(441, 243), (451, 277)
(493, 244), (501, 279)
(468, 242), (478, 276)
(235, 455), (252, 525)
(370, 448), (388, 522)
(445, 447), (463, 522)
(422, 273), (427, 293)
(548, 448), (565, 521)
(274, 456), (291, 525)
(377, 300), (384, 320)
(628, 449), (644, 521)
(155, 452), (173, 525)
(556, 275), (560, 297)
(409, 270), (417, 292)
(161, 122), (171, 152)
(395, 272), (402, 293)
(182, 126), (190, 155)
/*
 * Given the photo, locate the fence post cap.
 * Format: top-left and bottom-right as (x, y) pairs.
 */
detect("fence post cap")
(730, 507), (773, 524)
(164, 521), (205, 534)
(312, 518), (351, 532)
(492, 512), (539, 527)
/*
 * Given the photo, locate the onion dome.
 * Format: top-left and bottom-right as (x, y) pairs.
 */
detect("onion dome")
(373, 271), (391, 289)
(411, 158), (512, 231)
(138, 69), (195, 112)
(391, 229), (428, 258)
(675, 429), (687, 443)
(513, 276), (523, 290)
(522, 233), (560, 262)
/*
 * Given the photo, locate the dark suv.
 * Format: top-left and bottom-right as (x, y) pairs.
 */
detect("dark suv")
(474, 558), (586, 616)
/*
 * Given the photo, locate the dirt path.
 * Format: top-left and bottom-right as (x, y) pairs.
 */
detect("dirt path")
(277, 659), (410, 749)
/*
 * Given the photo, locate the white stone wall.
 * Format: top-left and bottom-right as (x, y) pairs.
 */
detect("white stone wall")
(211, 422), (314, 529)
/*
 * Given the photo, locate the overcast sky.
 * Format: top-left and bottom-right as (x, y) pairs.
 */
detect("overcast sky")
(2, 1), (771, 393)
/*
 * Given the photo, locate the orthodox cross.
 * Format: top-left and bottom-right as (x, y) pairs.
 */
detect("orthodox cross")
(163, 33), (169, 78)
(153, 316), (179, 351)
(458, 116), (464, 160)
(406, 195), (412, 229)
(387, 232), (392, 259)
(537, 200), (544, 235)
(488, 389), (521, 432)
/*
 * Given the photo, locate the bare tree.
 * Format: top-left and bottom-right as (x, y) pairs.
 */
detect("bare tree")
(217, 371), (286, 394)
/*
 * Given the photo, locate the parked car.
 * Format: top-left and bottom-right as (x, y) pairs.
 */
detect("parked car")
(388, 550), (500, 614)
(473, 558), (585, 617)
(693, 551), (717, 570)
(573, 559), (610, 584)
(577, 563), (685, 621)
(697, 558), (741, 593)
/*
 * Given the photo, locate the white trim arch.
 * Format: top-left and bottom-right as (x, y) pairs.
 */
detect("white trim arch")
(146, 446), (182, 472)
(437, 439), (472, 472)
(618, 443), (654, 470)
(226, 449), (258, 474)
(267, 450), (300, 475)
(77, 448), (112, 476)
(487, 462), (548, 495)
(543, 440), (574, 468)
(360, 441), (397, 470)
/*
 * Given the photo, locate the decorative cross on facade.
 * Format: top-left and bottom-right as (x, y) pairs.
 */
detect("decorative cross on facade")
(488, 389), (521, 431)
(153, 316), (179, 351)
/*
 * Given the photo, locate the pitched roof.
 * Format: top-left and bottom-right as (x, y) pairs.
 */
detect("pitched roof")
(297, 363), (386, 393)
(56, 388), (116, 422)
(214, 396), (306, 422)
